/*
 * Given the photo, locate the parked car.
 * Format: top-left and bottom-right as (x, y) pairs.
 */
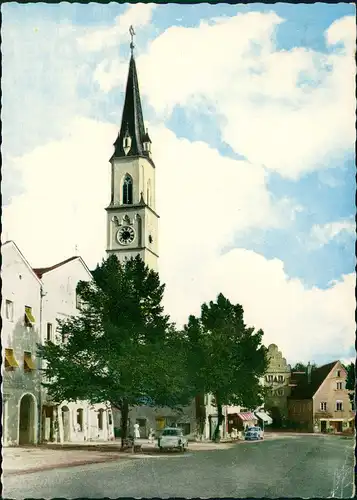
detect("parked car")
(244, 426), (264, 441)
(158, 427), (188, 451)
(248, 426), (264, 439)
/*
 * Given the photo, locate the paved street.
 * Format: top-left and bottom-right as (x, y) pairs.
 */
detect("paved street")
(3, 435), (354, 498)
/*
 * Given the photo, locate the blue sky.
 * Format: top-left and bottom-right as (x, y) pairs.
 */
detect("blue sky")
(2, 3), (355, 365)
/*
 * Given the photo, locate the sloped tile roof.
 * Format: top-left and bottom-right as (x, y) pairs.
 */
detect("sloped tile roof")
(288, 361), (338, 400)
(33, 256), (78, 278)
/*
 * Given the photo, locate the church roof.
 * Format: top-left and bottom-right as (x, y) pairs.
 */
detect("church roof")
(112, 54), (152, 163)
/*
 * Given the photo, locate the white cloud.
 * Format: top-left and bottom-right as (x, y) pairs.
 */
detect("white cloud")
(132, 13), (355, 179)
(325, 15), (356, 54)
(3, 117), (354, 365)
(77, 4), (156, 52)
(2, 119), (295, 270)
(162, 247), (355, 365)
(2, 118), (116, 267)
(2, 7), (354, 366)
(309, 219), (355, 249)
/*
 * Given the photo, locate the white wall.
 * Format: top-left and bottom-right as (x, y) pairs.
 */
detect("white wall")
(1, 241), (42, 445)
(40, 257), (114, 443)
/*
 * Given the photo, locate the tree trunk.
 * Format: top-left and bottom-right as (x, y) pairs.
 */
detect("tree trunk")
(120, 399), (129, 450)
(213, 397), (224, 442)
(195, 394), (206, 440)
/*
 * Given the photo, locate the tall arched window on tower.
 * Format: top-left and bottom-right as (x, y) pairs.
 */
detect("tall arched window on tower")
(122, 174), (133, 204)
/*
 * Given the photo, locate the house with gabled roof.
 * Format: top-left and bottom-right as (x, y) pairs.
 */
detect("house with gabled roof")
(2, 241), (43, 446)
(287, 360), (354, 433)
(2, 241), (114, 446)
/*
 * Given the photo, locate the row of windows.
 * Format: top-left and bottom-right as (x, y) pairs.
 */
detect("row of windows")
(5, 300), (36, 327)
(5, 298), (81, 342)
(5, 348), (36, 372)
(265, 375), (285, 383)
(320, 401), (344, 411)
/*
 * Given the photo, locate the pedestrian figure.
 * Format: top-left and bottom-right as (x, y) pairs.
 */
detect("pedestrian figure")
(134, 422), (140, 440)
(148, 428), (155, 444)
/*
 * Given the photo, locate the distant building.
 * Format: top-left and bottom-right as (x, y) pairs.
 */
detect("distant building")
(287, 360), (355, 433)
(2, 241), (114, 446)
(264, 344), (292, 426)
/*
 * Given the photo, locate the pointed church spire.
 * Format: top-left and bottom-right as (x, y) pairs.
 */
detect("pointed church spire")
(112, 26), (150, 161)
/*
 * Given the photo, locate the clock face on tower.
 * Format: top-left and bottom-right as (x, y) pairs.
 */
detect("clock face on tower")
(117, 225), (136, 245)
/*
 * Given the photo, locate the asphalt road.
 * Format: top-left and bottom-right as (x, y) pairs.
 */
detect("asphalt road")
(3, 435), (354, 498)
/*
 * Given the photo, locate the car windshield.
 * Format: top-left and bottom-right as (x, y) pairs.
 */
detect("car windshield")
(162, 429), (180, 436)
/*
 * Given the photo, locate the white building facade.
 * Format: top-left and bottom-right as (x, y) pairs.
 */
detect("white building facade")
(2, 241), (43, 446)
(2, 241), (114, 446)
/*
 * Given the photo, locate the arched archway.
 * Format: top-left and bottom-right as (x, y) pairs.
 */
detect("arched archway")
(269, 406), (282, 428)
(61, 406), (71, 442)
(19, 393), (36, 445)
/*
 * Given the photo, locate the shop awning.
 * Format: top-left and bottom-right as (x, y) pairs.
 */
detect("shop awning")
(255, 411), (273, 424)
(5, 348), (19, 369)
(24, 352), (36, 371)
(238, 412), (256, 421)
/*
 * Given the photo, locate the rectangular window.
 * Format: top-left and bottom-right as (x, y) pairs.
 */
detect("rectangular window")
(98, 409), (104, 430)
(76, 409), (84, 431)
(336, 401), (343, 411)
(108, 413), (113, 425)
(5, 348), (19, 371)
(24, 306), (35, 327)
(24, 351), (36, 372)
(5, 300), (14, 321)
(337, 382), (343, 390)
(337, 370), (341, 377)
(46, 323), (53, 341)
(320, 402), (327, 411)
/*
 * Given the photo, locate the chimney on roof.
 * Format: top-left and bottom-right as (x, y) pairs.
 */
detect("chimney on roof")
(307, 362), (312, 384)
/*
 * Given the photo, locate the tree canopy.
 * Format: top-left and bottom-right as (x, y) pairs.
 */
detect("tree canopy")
(183, 293), (268, 441)
(37, 255), (191, 446)
(291, 362), (317, 372)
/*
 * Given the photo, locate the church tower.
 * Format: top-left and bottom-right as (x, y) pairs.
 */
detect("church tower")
(106, 27), (159, 271)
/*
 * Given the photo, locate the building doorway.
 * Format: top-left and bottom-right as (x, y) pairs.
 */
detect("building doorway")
(335, 421), (343, 433)
(42, 405), (55, 442)
(136, 418), (147, 438)
(19, 394), (36, 445)
(269, 406), (282, 428)
(61, 406), (70, 442)
(320, 420), (327, 433)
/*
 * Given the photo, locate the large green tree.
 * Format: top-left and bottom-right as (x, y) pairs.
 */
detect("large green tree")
(37, 255), (190, 448)
(184, 293), (268, 441)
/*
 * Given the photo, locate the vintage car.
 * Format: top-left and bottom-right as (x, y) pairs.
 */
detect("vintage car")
(244, 426), (264, 441)
(158, 427), (188, 451)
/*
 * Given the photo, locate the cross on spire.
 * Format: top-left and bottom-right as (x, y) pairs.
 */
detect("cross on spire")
(129, 25), (135, 55)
